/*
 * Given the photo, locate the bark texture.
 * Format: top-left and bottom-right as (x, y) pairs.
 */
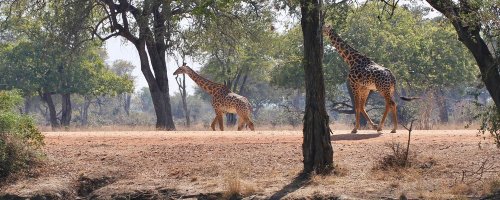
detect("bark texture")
(300, 0), (334, 174)
(42, 93), (59, 129)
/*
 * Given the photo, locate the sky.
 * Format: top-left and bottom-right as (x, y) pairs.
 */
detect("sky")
(105, 37), (201, 95)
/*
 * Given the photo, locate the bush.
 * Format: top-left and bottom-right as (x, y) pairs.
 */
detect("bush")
(0, 90), (44, 179)
(477, 105), (500, 148)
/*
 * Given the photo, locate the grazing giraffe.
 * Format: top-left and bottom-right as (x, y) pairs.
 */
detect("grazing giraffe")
(173, 63), (255, 131)
(323, 25), (417, 133)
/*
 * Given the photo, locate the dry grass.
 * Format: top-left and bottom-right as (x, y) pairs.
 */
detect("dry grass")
(2, 129), (499, 199)
(482, 178), (500, 195)
(450, 183), (475, 196)
(222, 172), (259, 199)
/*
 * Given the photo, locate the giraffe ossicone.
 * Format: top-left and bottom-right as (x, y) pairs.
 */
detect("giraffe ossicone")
(173, 63), (255, 131)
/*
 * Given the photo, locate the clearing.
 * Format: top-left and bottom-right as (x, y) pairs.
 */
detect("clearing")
(1, 129), (499, 199)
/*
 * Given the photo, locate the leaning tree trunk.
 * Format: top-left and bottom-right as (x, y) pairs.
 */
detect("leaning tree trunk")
(42, 92), (59, 130)
(60, 93), (72, 128)
(425, 0), (500, 113)
(136, 40), (175, 130)
(300, 0), (334, 174)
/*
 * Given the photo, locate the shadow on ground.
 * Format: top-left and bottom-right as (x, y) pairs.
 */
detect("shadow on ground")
(331, 133), (381, 141)
(269, 173), (311, 200)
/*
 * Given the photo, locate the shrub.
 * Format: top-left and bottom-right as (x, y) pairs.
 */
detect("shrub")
(0, 90), (44, 179)
(466, 90), (500, 148)
(477, 105), (500, 148)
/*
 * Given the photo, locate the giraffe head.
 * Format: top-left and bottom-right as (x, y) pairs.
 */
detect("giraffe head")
(322, 25), (332, 35)
(173, 63), (190, 75)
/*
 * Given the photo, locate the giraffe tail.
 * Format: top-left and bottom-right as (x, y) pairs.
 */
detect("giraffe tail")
(400, 96), (421, 101)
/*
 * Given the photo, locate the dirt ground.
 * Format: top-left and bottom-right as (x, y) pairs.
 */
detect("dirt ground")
(1, 129), (500, 199)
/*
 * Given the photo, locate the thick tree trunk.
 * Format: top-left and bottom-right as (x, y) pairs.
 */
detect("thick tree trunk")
(425, 0), (500, 112)
(42, 93), (59, 129)
(300, 0), (334, 174)
(61, 93), (72, 128)
(136, 40), (175, 130)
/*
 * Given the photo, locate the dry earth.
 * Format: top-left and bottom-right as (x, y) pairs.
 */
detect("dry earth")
(1, 129), (500, 199)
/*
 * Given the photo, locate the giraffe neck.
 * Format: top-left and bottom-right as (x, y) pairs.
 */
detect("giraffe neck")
(183, 67), (226, 96)
(325, 29), (370, 67)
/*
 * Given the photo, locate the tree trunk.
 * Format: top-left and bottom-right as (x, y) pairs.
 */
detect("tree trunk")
(436, 89), (449, 123)
(81, 96), (91, 126)
(300, 0), (334, 174)
(124, 93), (131, 116)
(23, 96), (31, 114)
(136, 40), (175, 130)
(61, 93), (72, 128)
(42, 93), (59, 129)
(181, 74), (190, 127)
(425, 0), (500, 112)
(224, 78), (237, 127)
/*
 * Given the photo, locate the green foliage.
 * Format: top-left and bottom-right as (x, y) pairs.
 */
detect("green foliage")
(337, 3), (478, 92)
(474, 104), (500, 148)
(0, 90), (44, 179)
(466, 89), (500, 147)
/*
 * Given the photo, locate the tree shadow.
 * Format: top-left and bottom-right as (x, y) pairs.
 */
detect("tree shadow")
(331, 133), (382, 141)
(268, 172), (311, 200)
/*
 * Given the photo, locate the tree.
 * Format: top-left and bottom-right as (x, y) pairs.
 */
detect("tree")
(90, 0), (199, 130)
(188, 3), (274, 126)
(300, 0), (334, 174)
(423, 0), (499, 112)
(0, 40), (132, 128)
(110, 60), (135, 116)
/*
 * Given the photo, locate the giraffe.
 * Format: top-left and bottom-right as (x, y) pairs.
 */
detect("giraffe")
(323, 25), (416, 133)
(173, 63), (255, 131)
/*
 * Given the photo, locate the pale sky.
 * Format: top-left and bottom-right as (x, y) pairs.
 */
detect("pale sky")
(105, 37), (201, 95)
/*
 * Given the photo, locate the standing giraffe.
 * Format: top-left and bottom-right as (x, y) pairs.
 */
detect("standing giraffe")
(173, 63), (255, 131)
(323, 25), (416, 133)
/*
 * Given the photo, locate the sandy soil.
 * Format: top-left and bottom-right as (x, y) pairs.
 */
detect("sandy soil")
(1, 129), (499, 199)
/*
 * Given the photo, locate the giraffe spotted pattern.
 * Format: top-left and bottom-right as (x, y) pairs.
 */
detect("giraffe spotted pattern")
(323, 25), (409, 133)
(173, 63), (255, 131)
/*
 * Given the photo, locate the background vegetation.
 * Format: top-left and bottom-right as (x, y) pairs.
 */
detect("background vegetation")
(0, 1), (496, 131)
(0, 90), (44, 179)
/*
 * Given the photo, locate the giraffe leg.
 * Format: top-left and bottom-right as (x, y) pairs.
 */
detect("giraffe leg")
(391, 99), (398, 133)
(359, 90), (377, 130)
(244, 115), (255, 131)
(218, 113), (224, 131)
(211, 110), (224, 131)
(352, 92), (361, 134)
(378, 89), (397, 133)
(210, 117), (217, 131)
(237, 114), (245, 131)
(378, 101), (390, 133)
